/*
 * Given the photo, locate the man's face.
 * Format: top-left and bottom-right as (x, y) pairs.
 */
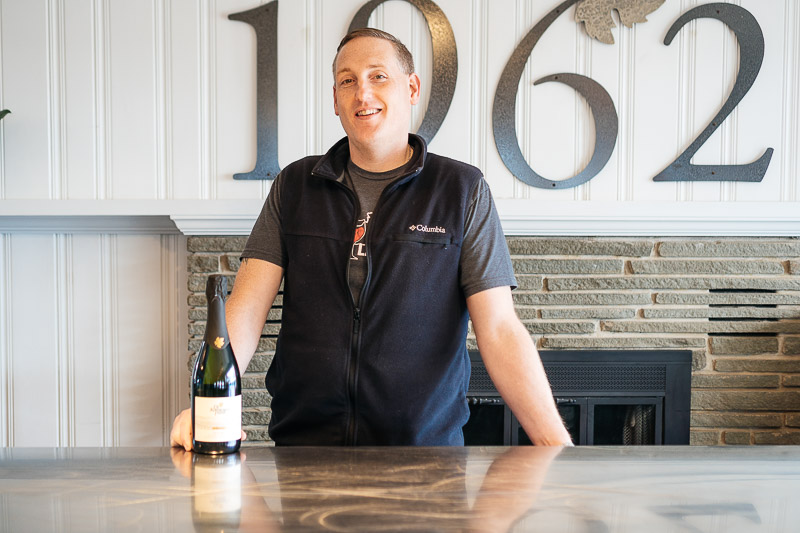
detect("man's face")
(333, 37), (420, 151)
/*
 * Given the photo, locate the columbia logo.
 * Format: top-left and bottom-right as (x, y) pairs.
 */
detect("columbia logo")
(409, 224), (446, 234)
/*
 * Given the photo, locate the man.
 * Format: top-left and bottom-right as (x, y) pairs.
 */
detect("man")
(171, 28), (571, 448)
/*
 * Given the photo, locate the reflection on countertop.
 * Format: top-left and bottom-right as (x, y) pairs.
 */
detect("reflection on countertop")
(1, 445), (799, 532)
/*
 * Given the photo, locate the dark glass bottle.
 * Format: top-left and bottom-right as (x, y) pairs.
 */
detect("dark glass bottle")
(192, 275), (242, 454)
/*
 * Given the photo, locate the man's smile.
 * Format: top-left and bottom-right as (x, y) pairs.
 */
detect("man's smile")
(356, 108), (381, 117)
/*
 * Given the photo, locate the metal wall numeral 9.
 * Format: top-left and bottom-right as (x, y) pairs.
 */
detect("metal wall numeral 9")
(348, 0), (457, 145)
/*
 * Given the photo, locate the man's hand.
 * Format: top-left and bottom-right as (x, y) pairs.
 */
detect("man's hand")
(170, 408), (194, 451)
(170, 408), (247, 450)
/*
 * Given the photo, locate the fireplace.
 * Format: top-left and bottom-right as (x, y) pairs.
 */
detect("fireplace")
(464, 350), (692, 446)
(188, 235), (800, 446)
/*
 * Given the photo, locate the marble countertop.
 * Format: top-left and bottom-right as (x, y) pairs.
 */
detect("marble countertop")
(1, 446), (799, 532)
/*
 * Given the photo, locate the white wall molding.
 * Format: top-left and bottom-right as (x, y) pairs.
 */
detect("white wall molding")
(46, 0), (66, 199)
(154, 0), (169, 200)
(100, 234), (118, 446)
(0, 0), (5, 198)
(169, 215), (256, 236)
(2, 199), (799, 236)
(170, 203), (800, 236)
(497, 201), (800, 236)
(92, 0), (111, 199)
(784, 0), (800, 202)
(55, 234), (75, 446)
(0, 235), (12, 446)
(0, 216), (179, 234)
(160, 233), (188, 446)
(199, 0), (215, 199)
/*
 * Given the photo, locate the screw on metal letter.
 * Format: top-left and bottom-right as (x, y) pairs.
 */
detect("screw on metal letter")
(349, 0), (457, 144)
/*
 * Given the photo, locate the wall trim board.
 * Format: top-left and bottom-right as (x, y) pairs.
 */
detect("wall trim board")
(1, 200), (799, 236)
(0, 216), (180, 234)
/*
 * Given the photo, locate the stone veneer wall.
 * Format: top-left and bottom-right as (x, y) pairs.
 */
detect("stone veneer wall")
(187, 236), (800, 446)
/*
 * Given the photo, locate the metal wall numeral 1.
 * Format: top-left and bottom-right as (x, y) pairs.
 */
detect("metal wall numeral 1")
(653, 3), (773, 182)
(348, 0), (457, 144)
(229, 1), (280, 180)
(492, 0), (618, 190)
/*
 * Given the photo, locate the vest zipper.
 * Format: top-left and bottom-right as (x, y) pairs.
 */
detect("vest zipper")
(346, 306), (362, 445)
(333, 164), (423, 446)
(337, 180), (361, 446)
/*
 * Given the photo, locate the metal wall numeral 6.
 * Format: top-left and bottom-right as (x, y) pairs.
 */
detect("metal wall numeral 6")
(653, 3), (773, 182)
(492, 0), (618, 189)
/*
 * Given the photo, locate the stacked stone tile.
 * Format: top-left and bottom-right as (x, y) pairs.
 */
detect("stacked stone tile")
(187, 236), (800, 446)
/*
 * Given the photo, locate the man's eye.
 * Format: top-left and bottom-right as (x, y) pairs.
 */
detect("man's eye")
(374, 74), (387, 80)
(340, 78), (354, 86)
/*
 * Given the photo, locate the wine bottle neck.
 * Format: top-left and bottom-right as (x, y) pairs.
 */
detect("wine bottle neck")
(204, 295), (230, 349)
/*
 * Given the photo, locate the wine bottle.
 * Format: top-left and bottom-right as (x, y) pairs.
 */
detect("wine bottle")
(192, 274), (242, 454)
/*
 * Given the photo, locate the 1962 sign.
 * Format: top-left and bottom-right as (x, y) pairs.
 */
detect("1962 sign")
(229, 0), (773, 189)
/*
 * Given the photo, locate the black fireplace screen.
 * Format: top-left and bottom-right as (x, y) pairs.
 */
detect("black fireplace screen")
(465, 350), (691, 446)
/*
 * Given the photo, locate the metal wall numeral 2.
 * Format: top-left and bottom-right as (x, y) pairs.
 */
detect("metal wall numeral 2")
(653, 3), (773, 182)
(230, 1), (772, 186)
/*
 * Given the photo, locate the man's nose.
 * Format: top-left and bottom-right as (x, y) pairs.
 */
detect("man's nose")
(355, 79), (373, 101)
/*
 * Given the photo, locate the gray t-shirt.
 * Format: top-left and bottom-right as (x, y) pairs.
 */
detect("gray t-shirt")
(242, 155), (516, 303)
(346, 159), (409, 303)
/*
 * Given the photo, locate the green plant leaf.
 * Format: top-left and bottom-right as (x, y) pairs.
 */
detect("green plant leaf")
(0, 109), (10, 120)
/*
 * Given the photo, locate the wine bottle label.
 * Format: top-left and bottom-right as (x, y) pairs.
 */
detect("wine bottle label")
(193, 462), (242, 513)
(194, 395), (242, 442)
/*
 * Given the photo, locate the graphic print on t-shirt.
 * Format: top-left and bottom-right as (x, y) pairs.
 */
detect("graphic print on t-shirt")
(351, 212), (372, 260)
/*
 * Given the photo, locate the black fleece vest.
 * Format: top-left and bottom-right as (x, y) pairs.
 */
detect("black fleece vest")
(267, 135), (482, 445)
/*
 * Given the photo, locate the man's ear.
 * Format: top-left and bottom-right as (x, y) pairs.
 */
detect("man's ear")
(333, 85), (339, 116)
(409, 73), (421, 105)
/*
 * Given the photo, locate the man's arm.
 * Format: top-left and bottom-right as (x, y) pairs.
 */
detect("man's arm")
(467, 286), (572, 446)
(170, 257), (283, 450)
(226, 257), (284, 372)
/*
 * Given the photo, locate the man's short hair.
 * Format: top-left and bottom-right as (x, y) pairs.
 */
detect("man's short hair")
(332, 28), (415, 78)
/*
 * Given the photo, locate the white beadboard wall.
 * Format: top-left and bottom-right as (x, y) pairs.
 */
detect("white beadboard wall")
(0, 0), (799, 447)
(0, 0), (797, 205)
(0, 232), (188, 447)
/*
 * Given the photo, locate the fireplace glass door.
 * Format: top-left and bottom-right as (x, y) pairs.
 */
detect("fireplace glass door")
(590, 398), (662, 445)
(463, 398), (511, 445)
(511, 397), (663, 445)
(465, 350), (691, 446)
